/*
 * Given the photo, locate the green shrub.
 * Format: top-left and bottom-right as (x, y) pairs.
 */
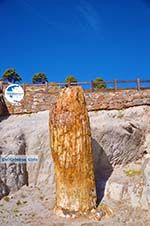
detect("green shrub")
(93, 77), (106, 89)
(124, 169), (142, 177)
(65, 75), (77, 86)
(3, 196), (10, 202)
(32, 73), (48, 84)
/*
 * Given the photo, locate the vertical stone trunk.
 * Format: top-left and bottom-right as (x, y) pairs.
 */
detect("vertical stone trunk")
(49, 86), (96, 215)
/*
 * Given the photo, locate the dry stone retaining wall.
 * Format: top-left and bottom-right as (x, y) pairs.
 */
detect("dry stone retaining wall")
(0, 83), (150, 115)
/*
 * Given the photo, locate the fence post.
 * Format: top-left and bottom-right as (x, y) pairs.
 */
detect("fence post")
(91, 80), (94, 91)
(23, 83), (26, 92)
(137, 78), (140, 91)
(45, 81), (48, 93)
(68, 81), (71, 87)
(114, 79), (117, 91)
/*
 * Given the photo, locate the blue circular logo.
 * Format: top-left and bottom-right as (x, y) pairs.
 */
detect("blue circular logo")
(5, 84), (24, 104)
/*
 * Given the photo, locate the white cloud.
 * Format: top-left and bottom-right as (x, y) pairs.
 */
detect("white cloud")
(77, 0), (100, 31)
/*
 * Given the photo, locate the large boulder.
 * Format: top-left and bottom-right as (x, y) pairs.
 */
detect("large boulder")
(103, 157), (150, 210)
(89, 106), (148, 165)
(0, 111), (55, 203)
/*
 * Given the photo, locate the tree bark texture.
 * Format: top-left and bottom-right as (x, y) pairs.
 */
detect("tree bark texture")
(49, 86), (96, 215)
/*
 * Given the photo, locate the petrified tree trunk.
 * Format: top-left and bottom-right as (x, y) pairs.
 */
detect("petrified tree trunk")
(49, 86), (96, 216)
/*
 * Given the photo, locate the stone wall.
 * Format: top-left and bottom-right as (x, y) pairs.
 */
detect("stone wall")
(0, 83), (150, 115)
(0, 84), (60, 115)
(85, 89), (150, 111)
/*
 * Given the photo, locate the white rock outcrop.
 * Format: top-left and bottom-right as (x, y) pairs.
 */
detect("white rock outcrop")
(0, 105), (150, 210)
(0, 111), (55, 202)
(89, 106), (150, 165)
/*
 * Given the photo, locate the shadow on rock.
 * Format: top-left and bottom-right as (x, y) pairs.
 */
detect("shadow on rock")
(92, 138), (113, 206)
(0, 95), (10, 119)
(0, 115), (10, 123)
(0, 178), (10, 199)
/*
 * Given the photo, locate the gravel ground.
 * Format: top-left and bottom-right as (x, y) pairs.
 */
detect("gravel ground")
(0, 184), (150, 226)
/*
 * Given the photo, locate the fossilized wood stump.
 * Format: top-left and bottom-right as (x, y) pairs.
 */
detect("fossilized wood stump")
(49, 86), (96, 216)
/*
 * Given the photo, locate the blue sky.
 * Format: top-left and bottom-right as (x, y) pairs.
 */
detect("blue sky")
(0, 0), (150, 83)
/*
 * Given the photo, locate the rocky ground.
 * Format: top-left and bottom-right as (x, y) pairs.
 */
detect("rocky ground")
(0, 106), (150, 225)
(0, 161), (150, 226)
(0, 182), (149, 226)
